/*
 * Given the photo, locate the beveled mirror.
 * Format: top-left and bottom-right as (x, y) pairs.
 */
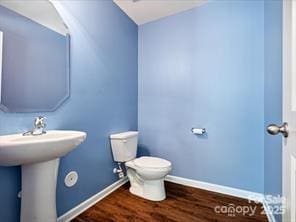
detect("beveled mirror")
(0, 0), (70, 112)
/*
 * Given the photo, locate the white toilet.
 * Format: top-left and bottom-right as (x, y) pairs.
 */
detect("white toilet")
(110, 131), (172, 201)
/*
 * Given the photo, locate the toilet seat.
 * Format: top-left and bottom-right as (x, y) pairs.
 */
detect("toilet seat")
(134, 156), (171, 169)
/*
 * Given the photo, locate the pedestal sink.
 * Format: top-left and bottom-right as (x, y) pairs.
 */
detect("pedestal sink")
(0, 130), (87, 222)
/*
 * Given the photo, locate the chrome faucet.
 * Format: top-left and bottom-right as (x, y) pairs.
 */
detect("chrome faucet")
(23, 116), (47, 136)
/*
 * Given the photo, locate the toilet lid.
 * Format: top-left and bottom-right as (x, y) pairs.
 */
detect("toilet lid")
(134, 156), (171, 168)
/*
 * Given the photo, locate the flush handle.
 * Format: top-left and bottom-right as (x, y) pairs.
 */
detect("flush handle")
(267, 122), (289, 138)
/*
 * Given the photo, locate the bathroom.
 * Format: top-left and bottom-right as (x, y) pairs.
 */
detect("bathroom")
(0, 0), (287, 221)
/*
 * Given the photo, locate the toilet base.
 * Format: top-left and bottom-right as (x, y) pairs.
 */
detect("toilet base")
(127, 168), (166, 201)
(129, 179), (166, 201)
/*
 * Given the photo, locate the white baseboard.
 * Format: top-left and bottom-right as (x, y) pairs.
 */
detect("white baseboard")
(57, 177), (128, 222)
(165, 175), (264, 201)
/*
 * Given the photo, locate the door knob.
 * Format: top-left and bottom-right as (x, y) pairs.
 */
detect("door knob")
(267, 122), (289, 138)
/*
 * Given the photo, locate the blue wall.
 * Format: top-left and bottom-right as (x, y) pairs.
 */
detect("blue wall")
(0, 1), (138, 221)
(0, 6), (69, 112)
(0, 1), (284, 221)
(138, 1), (264, 193)
(264, 1), (283, 220)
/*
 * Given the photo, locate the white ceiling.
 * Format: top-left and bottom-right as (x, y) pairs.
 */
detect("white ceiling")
(0, 0), (68, 36)
(113, 0), (207, 25)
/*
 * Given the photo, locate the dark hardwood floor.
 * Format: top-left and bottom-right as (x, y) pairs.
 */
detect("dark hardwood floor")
(73, 182), (268, 222)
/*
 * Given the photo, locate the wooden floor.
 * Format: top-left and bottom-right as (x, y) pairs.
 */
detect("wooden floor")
(73, 182), (268, 222)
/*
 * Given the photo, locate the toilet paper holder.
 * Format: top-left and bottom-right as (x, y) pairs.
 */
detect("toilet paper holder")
(191, 127), (206, 135)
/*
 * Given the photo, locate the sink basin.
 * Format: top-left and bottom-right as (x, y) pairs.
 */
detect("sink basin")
(0, 130), (87, 166)
(0, 130), (87, 222)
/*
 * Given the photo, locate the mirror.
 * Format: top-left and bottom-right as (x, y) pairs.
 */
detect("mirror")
(0, 0), (70, 113)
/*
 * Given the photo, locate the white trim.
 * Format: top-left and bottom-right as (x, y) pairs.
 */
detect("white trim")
(57, 177), (128, 222)
(262, 199), (277, 222)
(283, 1), (293, 222)
(165, 175), (264, 201)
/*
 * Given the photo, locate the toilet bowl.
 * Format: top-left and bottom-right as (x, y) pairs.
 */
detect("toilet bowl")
(109, 131), (172, 201)
(125, 156), (171, 201)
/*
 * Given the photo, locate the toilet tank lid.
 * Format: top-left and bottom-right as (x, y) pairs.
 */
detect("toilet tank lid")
(110, 131), (138, 139)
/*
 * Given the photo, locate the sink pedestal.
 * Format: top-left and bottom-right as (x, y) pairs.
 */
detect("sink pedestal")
(21, 158), (60, 222)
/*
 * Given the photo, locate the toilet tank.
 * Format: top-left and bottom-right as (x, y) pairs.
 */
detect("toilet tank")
(110, 131), (138, 162)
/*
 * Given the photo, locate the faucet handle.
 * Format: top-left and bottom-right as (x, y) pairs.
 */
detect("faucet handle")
(34, 116), (46, 128)
(23, 117), (47, 136)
